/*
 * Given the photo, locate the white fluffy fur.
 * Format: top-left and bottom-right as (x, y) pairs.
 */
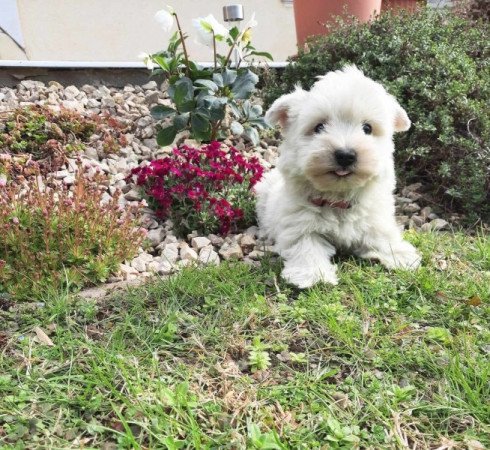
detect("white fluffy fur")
(255, 66), (421, 288)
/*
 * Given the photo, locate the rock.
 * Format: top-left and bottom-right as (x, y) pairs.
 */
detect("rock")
(403, 203), (421, 214)
(119, 263), (139, 280)
(101, 97), (116, 108)
(430, 218), (449, 231)
(208, 234), (224, 246)
(137, 116), (153, 128)
(164, 235), (178, 244)
(248, 250), (265, 260)
(142, 81), (158, 90)
(62, 175), (75, 185)
(145, 91), (160, 105)
(219, 241), (243, 260)
(124, 188), (142, 201)
(180, 243), (198, 261)
(147, 227), (166, 247)
(156, 260), (174, 275)
(130, 252), (153, 272)
(240, 234), (256, 252)
(160, 243), (179, 264)
(64, 85), (80, 100)
(263, 148), (278, 164)
(199, 246), (220, 265)
(54, 170), (69, 179)
(191, 236), (211, 251)
(84, 146), (99, 160)
(401, 182), (422, 197)
(87, 98), (100, 108)
(62, 100), (83, 112)
(420, 206), (432, 219)
(20, 80), (45, 90)
(410, 215), (425, 227)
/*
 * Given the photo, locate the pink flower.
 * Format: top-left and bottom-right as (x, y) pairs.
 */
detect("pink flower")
(130, 141), (264, 236)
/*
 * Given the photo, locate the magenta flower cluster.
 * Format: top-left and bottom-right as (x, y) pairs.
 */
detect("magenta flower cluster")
(130, 141), (264, 235)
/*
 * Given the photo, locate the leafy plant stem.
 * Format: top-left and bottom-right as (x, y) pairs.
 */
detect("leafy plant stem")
(174, 13), (190, 77)
(212, 31), (217, 70)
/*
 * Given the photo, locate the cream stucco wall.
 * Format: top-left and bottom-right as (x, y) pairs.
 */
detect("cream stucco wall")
(0, 0), (297, 62)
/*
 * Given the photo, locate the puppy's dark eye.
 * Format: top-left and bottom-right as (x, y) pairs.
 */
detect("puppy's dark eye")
(362, 123), (372, 135)
(314, 123), (325, 134)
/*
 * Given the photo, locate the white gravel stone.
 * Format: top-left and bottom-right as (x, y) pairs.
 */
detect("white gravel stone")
(180, 243), (198, 261)
(84, 147), (99, 160)
(199, 246), (220, 265)
(124, 188), (142, 201)
(161, 243), (179, 264)
(219, 241), (243, 260)
(240, 234), (256, 249)
(62, 175), (76, 185)
(208, 234), (224, 246)
(64, 85), (80, 100)
(422, 218), (449, 232)
(54, 170), (69, 179)
(119, 263), (139, 280)
(130, 252), (154, 272)
(142, 81), (158, 90)
(191, 236), (211, 251)
(147, 227), (166, 247)
(248, 250), (265, 260)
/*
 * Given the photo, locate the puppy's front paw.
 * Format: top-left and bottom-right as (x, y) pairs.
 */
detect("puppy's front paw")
(391, 247), (422, 270)
(281, 265), (338, 289)
(383, 242), (421, 270)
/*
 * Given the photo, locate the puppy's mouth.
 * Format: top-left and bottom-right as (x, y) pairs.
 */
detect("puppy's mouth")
(331, 169), (353, 177)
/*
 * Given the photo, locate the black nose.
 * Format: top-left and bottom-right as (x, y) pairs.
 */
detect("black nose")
(334, 148), (357, 168)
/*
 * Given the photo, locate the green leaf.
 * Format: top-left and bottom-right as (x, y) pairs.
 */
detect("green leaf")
(194, 79), (219, 92)
(153, 55), (170, 72)
(191, 113), (211, 141)
(249, 118), (270, 130)
(173, 113), (190, 131)
(222, 68), (237, 86)
(243, 126), (259, 145)
(250, 50), (274, 61)
(229, 26), (240, 41)
(151, 105), (176, 120)
(169, 77), (194, 110)
(209, 101), (226, 121)
(178, 100), (196, 113)
(231, 70), (259, 99)
(229, 101), (242, 119)
(191, 112), (210, 133)
(157, 125), (177, 146)
(230, 121), (244, 136)
(213, 73), (224, 88)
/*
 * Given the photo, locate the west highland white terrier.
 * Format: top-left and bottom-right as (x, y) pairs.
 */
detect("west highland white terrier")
(255, 66), (421, 288)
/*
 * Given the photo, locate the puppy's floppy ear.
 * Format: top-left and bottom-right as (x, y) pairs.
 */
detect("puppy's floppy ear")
(393, 100), (411, 133)
(265, 86), (307, 129)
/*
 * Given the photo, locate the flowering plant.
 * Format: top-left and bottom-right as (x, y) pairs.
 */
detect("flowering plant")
(130, 141), (264, 236)
(0, 164), (144, 300)
(140, 7), (272, 146)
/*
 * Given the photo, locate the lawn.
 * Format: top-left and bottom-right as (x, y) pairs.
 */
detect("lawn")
(0, 230), (488, 449)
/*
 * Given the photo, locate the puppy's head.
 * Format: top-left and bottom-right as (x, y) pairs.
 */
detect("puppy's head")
(266, 66), (410, 193)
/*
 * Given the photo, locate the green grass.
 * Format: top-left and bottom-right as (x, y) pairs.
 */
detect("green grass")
(0, 230), (489, 449)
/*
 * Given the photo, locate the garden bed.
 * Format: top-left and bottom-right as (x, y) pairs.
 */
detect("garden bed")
(0, 80), (460, 298)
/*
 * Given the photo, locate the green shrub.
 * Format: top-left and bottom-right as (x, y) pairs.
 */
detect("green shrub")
(262, 9), (490, 222)
(0, 166), (144, 300)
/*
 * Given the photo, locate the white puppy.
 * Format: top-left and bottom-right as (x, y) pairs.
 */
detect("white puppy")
(255, 66), (421, 288)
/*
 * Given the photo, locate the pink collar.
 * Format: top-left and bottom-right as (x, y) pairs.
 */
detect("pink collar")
(309, 196), (352, 209)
